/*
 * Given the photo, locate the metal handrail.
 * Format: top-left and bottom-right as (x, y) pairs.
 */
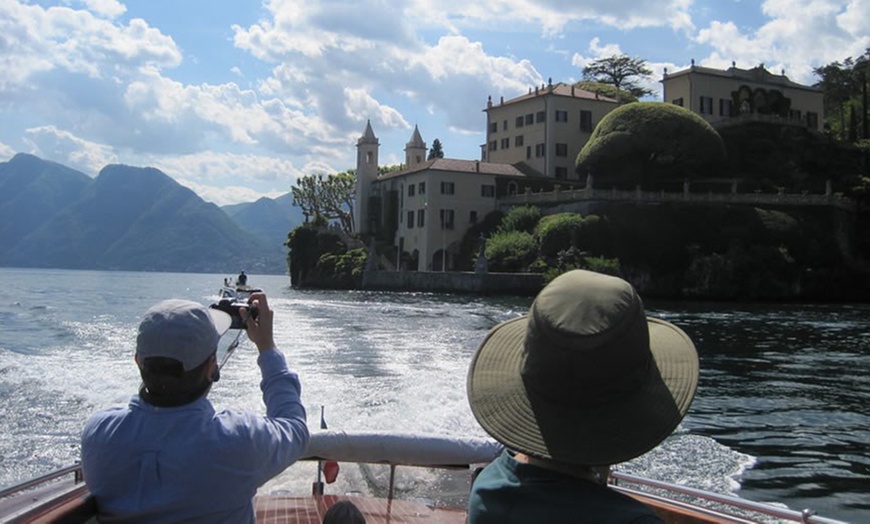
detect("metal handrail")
(0, 464), (83, 500)
(610, 471), (846, 524)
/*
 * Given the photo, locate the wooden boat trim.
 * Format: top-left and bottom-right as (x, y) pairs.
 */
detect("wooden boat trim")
(0, 432), (849, 524)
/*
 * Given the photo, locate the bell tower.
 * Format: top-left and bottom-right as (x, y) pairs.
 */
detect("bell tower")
(355, 120), (379, 235)
(404, 125), (427, 167)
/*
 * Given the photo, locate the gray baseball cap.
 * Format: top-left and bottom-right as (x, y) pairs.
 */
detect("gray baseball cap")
(136, 299), (232, 371)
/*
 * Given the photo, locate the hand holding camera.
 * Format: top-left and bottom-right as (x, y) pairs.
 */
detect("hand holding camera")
(209, 292), (273, 353)
(211, 299), (258, 330)
(241, 292), (275, 353)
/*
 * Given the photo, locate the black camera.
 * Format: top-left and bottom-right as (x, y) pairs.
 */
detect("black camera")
(210, 299), (258, 330)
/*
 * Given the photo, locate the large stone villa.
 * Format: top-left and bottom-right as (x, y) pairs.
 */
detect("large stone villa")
(354, 63), (828, 272)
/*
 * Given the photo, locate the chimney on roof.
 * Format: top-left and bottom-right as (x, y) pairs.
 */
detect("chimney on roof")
(500, 96), (504, 104)
(475, 161), (480, 173)
(487, 95), (492, 109)
(571, 85), (575, 96)
(535, 86), (539, 95)
(691, 58), (695, 67)
(528, 87), (532, 94)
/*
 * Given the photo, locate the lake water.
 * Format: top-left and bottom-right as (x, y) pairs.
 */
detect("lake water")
(0, 268), (867, 523)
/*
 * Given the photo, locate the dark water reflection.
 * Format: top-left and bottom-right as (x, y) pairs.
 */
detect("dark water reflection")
(650, 301), (870, 522)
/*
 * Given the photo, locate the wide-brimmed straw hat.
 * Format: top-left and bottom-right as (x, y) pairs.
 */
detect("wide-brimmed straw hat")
(467, 270), (699, 466)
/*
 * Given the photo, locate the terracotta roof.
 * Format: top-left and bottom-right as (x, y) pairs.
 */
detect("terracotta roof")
(376, 158), (530, 180)
(486, 82), (618, 109)
(663, 65), (819, 92)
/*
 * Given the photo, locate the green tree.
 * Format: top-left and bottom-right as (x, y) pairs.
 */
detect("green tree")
(379, 164), (404, 175)
(582, 55), (653, 101)
(291, 171), (356, 234)
(428, 139), (445, 160)
(576, 102), (726, 186)
(535, 213), (585, 258)
(574, 81), (638, 104)
(499, 205), (540, 234)
(815, 49), (870, 143)
(815, 60), (855, 141)
(485, 230), (537, 272)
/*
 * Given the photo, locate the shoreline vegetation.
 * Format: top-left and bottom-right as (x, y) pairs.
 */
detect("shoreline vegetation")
(287, 199), (870, 302)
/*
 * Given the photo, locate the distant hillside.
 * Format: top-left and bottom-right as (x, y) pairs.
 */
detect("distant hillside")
(0, 154), (91, 252)
(222, 192), (304, 251)
(0, 156), (287, 274)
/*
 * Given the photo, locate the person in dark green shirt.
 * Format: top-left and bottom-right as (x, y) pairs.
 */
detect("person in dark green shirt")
(466, 270), (700, 523)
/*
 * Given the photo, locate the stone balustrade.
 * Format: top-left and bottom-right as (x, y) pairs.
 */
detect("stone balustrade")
(499, 184), (856, 213)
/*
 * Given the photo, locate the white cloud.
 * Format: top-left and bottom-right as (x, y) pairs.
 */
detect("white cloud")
(78, 0), (126, 19)
(148, 151), (304, 201)
(837, 0), (870, 36)
(234, 6), (543, 137)
(408, 0), (694, 34)
(695, 0), (870, 84)
(23, 125), (117, 175)
(178, 180), (286, 207)
(0, 1), (180, 93)
(344, 88), (409, 130)
(0, 141), (15, 161)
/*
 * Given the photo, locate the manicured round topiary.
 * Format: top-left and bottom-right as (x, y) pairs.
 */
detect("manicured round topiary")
(576, 102), (726, 185)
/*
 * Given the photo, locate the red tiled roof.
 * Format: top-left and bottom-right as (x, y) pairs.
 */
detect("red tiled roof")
(486, 82), (619, 108)
(377, 158), (530, 180)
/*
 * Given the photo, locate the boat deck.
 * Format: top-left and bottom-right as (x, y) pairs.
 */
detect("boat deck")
(5, 490), (465, 523)
(255, 494), (464, 523)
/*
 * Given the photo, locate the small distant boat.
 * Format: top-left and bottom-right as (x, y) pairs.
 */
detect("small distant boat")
(219, 283), (263, 302)
(0, 431), (848, 523)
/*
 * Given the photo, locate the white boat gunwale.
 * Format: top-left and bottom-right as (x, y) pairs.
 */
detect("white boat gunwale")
(0, 431), (848, 524)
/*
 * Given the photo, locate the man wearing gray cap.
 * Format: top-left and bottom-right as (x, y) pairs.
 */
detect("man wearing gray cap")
(81, 292), (309, 523)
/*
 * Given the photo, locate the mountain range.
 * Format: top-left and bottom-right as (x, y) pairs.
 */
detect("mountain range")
(0, 153), (304, 274)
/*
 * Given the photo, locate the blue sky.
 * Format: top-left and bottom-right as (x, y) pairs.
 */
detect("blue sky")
(1, 0), (868, 205)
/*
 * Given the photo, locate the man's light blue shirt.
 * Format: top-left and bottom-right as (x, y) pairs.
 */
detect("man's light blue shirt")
(81, 349), (309, 523)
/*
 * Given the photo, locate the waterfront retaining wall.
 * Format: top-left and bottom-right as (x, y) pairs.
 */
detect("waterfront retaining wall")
(361, 270), (544, 296)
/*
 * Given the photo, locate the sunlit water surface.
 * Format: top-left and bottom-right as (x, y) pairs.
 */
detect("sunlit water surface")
(0, 268), (866, 522)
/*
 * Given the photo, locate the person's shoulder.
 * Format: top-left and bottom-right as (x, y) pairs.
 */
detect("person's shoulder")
(82, 404), (132, 440)
(86, 403), (131, 422)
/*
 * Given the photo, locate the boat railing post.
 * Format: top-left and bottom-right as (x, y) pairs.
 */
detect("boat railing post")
(312, 459), (324, 495)
(312, 479), (324, 496)
(74, 462), (83, 484)
(801, 508), (817, 523)
(387, 465), (396, 501)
